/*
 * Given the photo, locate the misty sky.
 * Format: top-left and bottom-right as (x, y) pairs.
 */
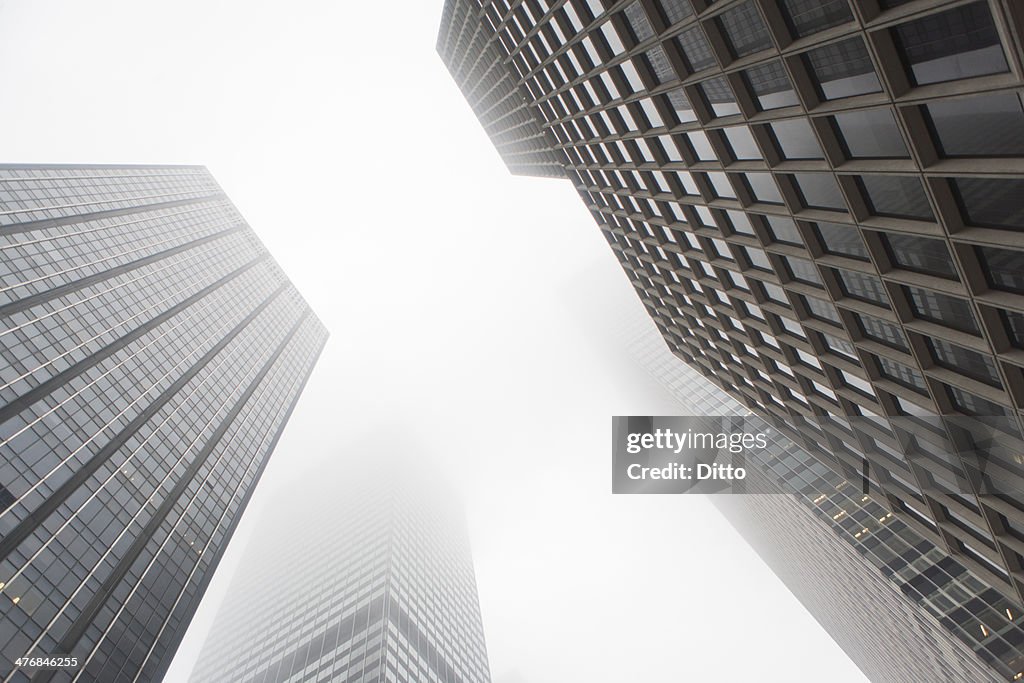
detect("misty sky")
(0, 1), (868, 681)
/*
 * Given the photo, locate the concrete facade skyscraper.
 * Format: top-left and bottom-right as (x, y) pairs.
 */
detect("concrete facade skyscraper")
(0, 164), (327, 682)
(188, 457), (492, 683)
(438, 0), (1024, 613)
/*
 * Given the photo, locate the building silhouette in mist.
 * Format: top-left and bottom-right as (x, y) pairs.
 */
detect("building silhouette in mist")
(0, 164), (326, 681)
(437, 0), (1024, 632)
(189, 457), (492, 683)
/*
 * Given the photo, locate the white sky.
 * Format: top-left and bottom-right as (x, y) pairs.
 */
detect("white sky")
(0, 1), (868, 681)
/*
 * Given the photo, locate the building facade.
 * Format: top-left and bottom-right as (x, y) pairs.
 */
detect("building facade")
(188, 458), (492, 683)
(438, 0), (1024, 612)
(0, 164), (327, 682)
(620, 306), (1023, 681)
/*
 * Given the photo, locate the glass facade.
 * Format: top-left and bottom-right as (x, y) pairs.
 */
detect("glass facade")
(0, 165), (327, 682)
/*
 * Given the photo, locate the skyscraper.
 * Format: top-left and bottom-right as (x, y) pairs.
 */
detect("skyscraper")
(438, 0), (1024, 611)
(188, 455), (492, 683)
(0, 164), (327, 682)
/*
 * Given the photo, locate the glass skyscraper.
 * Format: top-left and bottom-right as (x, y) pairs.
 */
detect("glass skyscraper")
(0, 164), (327, 682)
(437, 0), (1024, 632)
(188, 457), (492, 683)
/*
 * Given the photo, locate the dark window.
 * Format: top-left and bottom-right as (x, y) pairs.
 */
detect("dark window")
(643, 46), (677, 84)
(927, 92), (1024, 158)
(699, 76), (740, 117)
(662, 88), (698, 123)
(803, 295), (842, 323)
(928, 338), (1002, 387)
(883, 234), (956, 279)
(904, 286), (979, 334)
(770, 119), (824, 159)
(804, 37), (881, 100)
(624, 1), (656, 41)
(717, 2), (772, 58)
(1001, 309), (1024, 348)
(821, 331), (858, 360)
(856, 312), (908, 350)
(785, 256), (823, 285)
(976, 246), (1024, 294)
(891, 1), (1007, 86)
(815, 221), (868, 260)
(745, 173), (785, 204)
(835, 268), (890, 307)
(832, 109), (909, 159)
(722, 126), (761, 160)
(859, 175), (933, 221)
(765, 215), (802, 244)
(947, 385), (1009, 417)
(952, 178), (1024, 231)
(742, 61), (799, 110)
(676, 26), (716, 72)
(876, 355), (928, 393)
(779, 0), (853, 38)
(793, 172), (846, 211)
(654, 0), (694, 25)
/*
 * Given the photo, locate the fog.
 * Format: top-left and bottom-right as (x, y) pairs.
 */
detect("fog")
(0, 1), (866, 680)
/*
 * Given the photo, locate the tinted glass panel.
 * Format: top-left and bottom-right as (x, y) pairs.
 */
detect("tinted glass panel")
(765, 215), (802, 244)
(835, 268), (890, 307)
(1002, 309), (1024, 348)
(927, 92), (1024, 158)
(717, 1), (772, 58)
(977, 246), (1024, 294)
(779, 0), (853, 38)
(743, 61), (800, 110)
(643, 46), (677, 84)
(803, 295), (842, 323)
(785, 256), (823, 285)
(947, 385), (1009, 417)
(953, 177), (1024, 231)
(663, 88), (697, 123)
(770, 119), (824, 159)
(655, 0), (693, 24)
(624, 1), (656, 41)
(746, 173), (784, 204)
(884, 234), (956, 278)
(676, 26), (716, 72)
(723, 126), (761, 160)
(877, 356), (927, 392)
(804, 37), (881, 100)
(904, 286), (979, 334)
(857, 313), (908, 350)
(816, 221), (868, 259)
(833, 109), (909, 158)
(891, 1), (1007, 86)
(793, 172), (845, 210)
(700, 76), (740, 117)
(860, 175), (933, 221)
(928, 337), (1002, 387)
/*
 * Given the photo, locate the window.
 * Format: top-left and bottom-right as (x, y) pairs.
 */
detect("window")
(928, 338), (1002, 387)
(926, 92), (1024, 158)
(821, 331), (858, 361)
(726, 210), (755, 236)
(859, 175), (933, 221)
(785, 256), (823, 285)
(883, 234), (956, 279)
(779, 0), (853, 38)
(803, 295), (841, 323)
(835, 268), (890, 307)
(707, 172), (737, 199)
(770, 118), (824, 159)
(642, 47), (677, 84)
(623, 1), (655, 42)
(832, 109), (909, 159)
(891, 1), (1007, 86)
(904, 285), (979, 334)
(745, 173), (784, 204)
(793, 172), (846, 211)
(976, 246), (1024, 295)
(687, 130), (717, 160)
(676, 26), (716, 73)
(947, 385), (1009, 418)
(856, 312), (908, 350)
(804, 37), (881, 100)
(876, 355), (928, 393)
(662, 88), (697, 124)
(722, 126), (761, 160)
(716, 1), (772, 58)
(743, 246), (773, 271)
(1002, 309), (1024, 349)
(815, 221), (867, 260)
(699, 76), (740, 117)
(654, 0), (693, 25)
(952, 178), (1024, 231)
(742, 61), (799, 110)
(765, 215), (802, 245)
